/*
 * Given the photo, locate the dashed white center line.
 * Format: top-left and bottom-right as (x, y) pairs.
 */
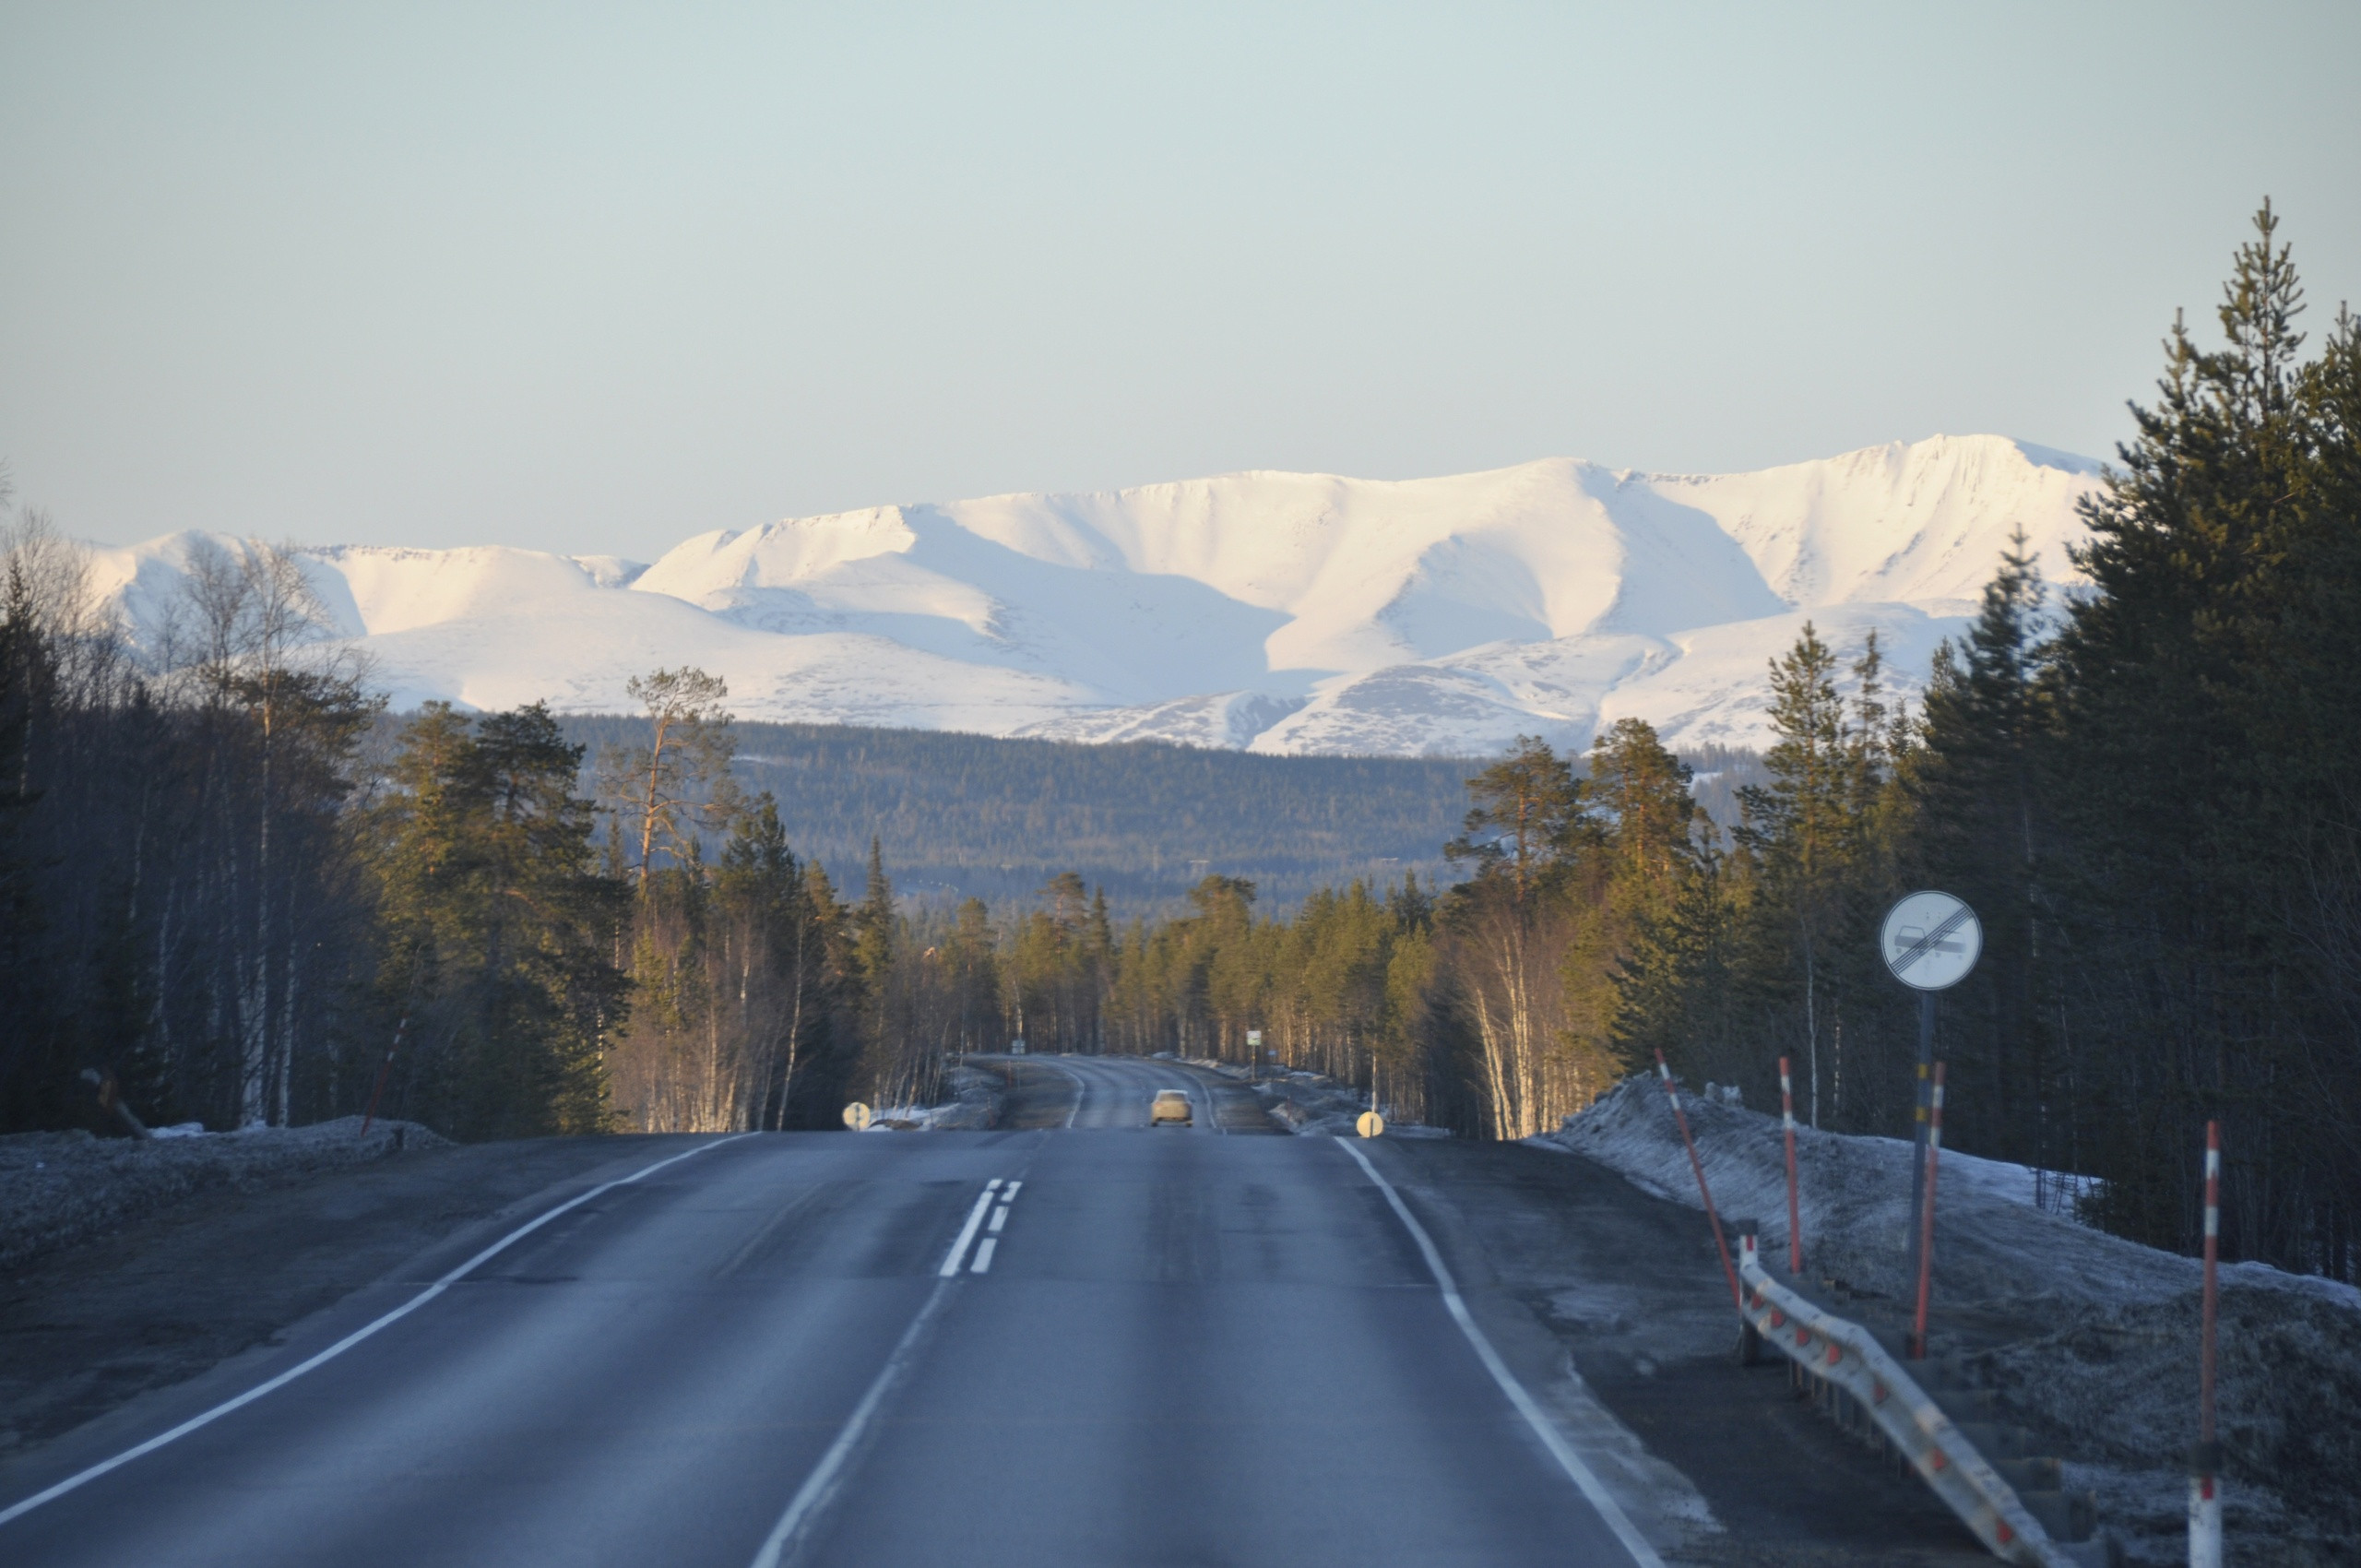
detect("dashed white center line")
(940, 1178), (1025, 1277)
(937, 1179), (1002, 1277)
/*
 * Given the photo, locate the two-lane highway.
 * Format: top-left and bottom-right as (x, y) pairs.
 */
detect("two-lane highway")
(1040, 1052), (1229, 1130)
(0, 1065), (1678, 1566)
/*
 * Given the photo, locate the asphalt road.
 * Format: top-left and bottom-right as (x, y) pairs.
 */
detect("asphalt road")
(0, 1061), (1682, 1567)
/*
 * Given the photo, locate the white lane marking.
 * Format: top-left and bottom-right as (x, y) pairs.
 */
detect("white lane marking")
(1195, 1083), (1227, 1136)
(1050, 1064), (1086, 1128)
(969, 1237), (998, 1273)
(987, 1206), (1009, 1233)
(746, 1274), (959, 1568)
(0, 1134), (756, 1531)
(999, 1181), (1021, 1200)
(936, 1181), (1002, 1277)
(1336, 1140), (1667, 1568)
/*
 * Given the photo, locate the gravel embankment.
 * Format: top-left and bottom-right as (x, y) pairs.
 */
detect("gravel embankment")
(1540, 1075), (2361, 1564)
(0, 1117), (447, 1273)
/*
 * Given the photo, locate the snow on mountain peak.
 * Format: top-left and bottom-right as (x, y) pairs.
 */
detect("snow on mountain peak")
(86, 435), (2105, 756)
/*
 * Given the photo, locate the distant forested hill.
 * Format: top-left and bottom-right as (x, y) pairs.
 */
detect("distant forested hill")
(556, 719), (1482, 916)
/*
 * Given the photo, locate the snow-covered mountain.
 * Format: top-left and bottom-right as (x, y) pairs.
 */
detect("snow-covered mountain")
(86, 434), (2105, 755)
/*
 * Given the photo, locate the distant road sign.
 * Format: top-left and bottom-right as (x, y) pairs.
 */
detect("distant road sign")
(1357, 1111), (1384, 1139)
(842, 1102), (872, 1131)
(1247, 1029), (1263, 1049)
(1009, 1039), (1027, 1055)
(1880, 892), (1983, 992)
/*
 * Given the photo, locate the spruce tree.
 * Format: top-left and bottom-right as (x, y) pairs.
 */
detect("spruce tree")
(1735, 623), (1854, 1125)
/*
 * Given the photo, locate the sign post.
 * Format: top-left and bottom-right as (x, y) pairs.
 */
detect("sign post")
(1880, 891), (1982, 1288)
(842, 1101), (872, 1132)
(1246, 1028), (1263, 1082)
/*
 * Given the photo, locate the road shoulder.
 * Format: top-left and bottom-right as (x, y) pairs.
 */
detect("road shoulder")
(0, 1134), (710, 1465)
(1377, 1138), (1994, 1566)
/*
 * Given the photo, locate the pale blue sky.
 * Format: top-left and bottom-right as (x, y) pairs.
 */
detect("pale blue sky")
(3, 2), (2355, 559)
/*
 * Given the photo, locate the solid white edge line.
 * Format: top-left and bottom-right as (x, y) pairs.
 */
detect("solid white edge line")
(1050, 1064), (1086, 1128)
(0, 1132), (756, 1531)
(936, 1182), (1001, 1277)
(969, 1237), (998, 1273)
(1336, 1139), (1667, 1568)
(745, 1274), (958, 1568)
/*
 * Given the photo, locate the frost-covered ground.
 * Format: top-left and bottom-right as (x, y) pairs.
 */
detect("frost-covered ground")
(0, 1118), (446, 1273)
(1540, 1076), (2361, 1564)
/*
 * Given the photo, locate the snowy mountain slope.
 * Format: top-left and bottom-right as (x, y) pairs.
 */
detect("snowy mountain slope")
(85, 434), (2103, 755)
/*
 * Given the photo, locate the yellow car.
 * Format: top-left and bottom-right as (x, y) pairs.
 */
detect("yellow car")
(1149, 1089), (1193, 1126)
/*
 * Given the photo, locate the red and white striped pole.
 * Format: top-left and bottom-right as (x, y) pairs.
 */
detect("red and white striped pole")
(359, 1013), (410, 1136)
(1655, 1051), (1742, 1310)
(2189, 1120), (2223, 1568)
(1910, 1063), (1946, 1360)
(1778, 1055), (1804, 1275)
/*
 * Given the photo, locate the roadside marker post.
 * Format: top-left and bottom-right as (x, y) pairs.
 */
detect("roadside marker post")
(358, 1013), (410, 1137)
(1909, 1004), (1933, 1283)
(1655, 1051), (1742, 1311)
(2189, 1121), (2224, 1568)
(1778, 1055), (1803, 1276)
(1909, 1063), (1945, 1360)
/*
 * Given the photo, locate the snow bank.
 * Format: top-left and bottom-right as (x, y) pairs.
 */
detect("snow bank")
(0, 1117), (448, 1273)
(1541, 1076), (2361, 1559)
(1177, 1058), (1448, 1138)
(861, 1065), (1004, 1131)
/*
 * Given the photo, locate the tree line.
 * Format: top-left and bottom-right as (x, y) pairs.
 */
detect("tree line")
(0, 536), (885, 1136)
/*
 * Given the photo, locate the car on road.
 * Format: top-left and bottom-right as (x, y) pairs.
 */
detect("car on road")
(1149, 1089), (1192, 1125)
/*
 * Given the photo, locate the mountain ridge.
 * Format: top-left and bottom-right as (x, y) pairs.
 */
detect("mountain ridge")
(85, 434), (2104, 755)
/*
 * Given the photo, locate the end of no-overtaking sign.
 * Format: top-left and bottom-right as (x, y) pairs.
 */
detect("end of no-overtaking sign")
(1880, 891), (1983, 991)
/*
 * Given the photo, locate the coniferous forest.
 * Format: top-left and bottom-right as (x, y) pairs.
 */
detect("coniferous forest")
(0, 208), (2353, 1281)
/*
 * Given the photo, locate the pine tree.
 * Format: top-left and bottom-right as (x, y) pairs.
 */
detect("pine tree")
(1444, 736), (1583, 906)
(370, 702), (625, 1138)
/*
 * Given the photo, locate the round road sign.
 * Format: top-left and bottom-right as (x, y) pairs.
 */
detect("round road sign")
(1880, 891), (1983, 992)
(842, 1101), (872, 1131)
(1357, 1111), (1384, 1139)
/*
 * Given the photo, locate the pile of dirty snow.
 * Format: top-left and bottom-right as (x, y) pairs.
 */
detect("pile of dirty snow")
(0, 1116), (448, 1273)
(1540, 1075), (2361, 1562)
(1177, 1058), (1448, 1138)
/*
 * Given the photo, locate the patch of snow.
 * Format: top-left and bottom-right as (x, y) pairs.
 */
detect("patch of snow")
(1180, 1058), (1446, 1138)
(0, 1117), (448, 1272)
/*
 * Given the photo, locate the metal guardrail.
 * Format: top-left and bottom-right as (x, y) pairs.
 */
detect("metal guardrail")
(1737, 1234), (2086, 1567)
